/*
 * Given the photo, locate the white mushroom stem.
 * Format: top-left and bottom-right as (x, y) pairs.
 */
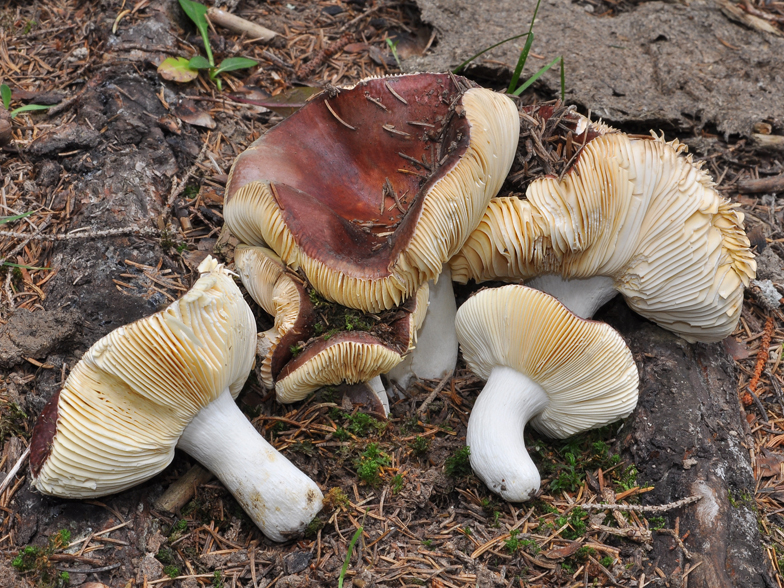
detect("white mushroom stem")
(387, 268), (458, 390)
(525, 275), (617, 319)
(367, 375), (390, 416)
(177, 388), (323, 542)
(466, 366), (550, 502)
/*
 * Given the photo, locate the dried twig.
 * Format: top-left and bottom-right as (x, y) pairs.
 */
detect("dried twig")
(0, 446), (30, 496)
(581, 494), (701, 513)
(417, 371), (453, 415)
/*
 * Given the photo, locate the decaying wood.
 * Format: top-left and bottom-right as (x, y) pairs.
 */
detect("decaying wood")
(605, 301), (774, 588)
(738, 172), (784, 194)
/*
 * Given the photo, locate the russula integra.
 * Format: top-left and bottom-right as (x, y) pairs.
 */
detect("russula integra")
(29, 257), (323, 542)
(234, 245), (428, 414)
(450, 106), (756, 342)
(224, 72), (519, 313)
(386, 266), (459, 390)
(456, 285), (639, 502)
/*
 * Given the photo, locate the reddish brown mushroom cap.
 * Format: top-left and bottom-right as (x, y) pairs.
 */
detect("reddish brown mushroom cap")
(225, 73), (519, 312)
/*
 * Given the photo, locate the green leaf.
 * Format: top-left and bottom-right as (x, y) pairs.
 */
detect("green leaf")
(188, 55), (212, 70)
(10, 104), (48, 118)
(512, 56), (563, 96)
(0, 211), (34, 225)
(158, 57), (199, 83)
(213, 57), (258, 76)
(178, 0), (214, 67)
(452, 32), (530, 75)
(0, 84), (11, 110)
(338, 526), (363, 588)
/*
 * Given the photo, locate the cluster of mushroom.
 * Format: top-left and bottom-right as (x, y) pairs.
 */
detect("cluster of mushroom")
(28, 73), (757, 541)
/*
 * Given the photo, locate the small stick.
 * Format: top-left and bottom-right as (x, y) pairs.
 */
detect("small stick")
(0, 226), (158, 241)
(207, 7), (278, 43)
(0, 447), (30, 496)
(55, 562), (122, 574)
(738, 173), (784, 194)
(384, 82), (408, 105)
(581, 494), (701, 513)
(325, 100), (356, 130)
(657, 528), (693, 559)
(365, 95), (388, 111)
(417, 371), (453, 415)
(168, 138), (210, 207)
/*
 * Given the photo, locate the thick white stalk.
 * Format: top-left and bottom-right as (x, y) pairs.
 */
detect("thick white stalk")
(367, 375), (390, 416)
(466, 366), (549, 502)
(387, 268), (458, 389)
(178, 388), (323, 542)
(526, 275), (617, 319)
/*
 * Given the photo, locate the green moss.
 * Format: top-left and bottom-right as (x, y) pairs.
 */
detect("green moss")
(355, 443), (390, 486)
(410, 435), (430, 456)
(164, 565), (180, 578)
(444, 446), (472, 478)
(391, 473), (404, 494)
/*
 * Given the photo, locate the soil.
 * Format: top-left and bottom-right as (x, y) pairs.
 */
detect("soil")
(1, 1), (783, 587)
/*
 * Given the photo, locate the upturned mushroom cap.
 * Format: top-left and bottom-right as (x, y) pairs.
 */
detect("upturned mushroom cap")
(235, 245), (428, 404)
(275, 284), (428, 403)
(30, 257), (256, 497)
(234, 245), (315, 388)
(30, 257), (324, 542)
(456, 285), (638, 501)
(457, 285), (639, 438)
(451, 114), (756, 342)
(225, 72), (519, 313)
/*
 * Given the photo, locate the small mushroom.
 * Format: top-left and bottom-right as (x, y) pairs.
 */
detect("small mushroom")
(451, 111), (756, 342)
(456, 285), (639, 502)
(235, 245), (428, 414)
(225, 72), (519, 313)
(29, 257), (323, 542)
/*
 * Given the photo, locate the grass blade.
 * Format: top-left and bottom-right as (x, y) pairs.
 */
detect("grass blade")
(338, 526), (363, 588)
(2, 262), (51, 271)
(512, 56), (562, 97)
(452, 32), (530, 75)
(0, 211), (34, 225)
(507, 32), (534, 94)
(1, 84), (11, 110)
(507, 0), (543, 93)
(10, 104), (49, 118)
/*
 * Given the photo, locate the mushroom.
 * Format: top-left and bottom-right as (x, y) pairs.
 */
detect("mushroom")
(224, 72), (519, 313)
(234, 245), (428, 414)
(29, 257), (323, 542)
(450, 107), (756, 342)
(385, 266), (458, 390)
(455, 284), (639, 502)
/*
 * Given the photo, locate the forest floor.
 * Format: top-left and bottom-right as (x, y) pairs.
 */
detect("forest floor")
(0, 1), (783, 587)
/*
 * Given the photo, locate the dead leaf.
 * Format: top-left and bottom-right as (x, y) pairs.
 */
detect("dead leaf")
(343, 42), (371, 53)
(157, 57), (199, 83)
(543, 541), (584, 560)
(758, 448), (784, 478)
(173, 99), (216, 129)
(723, 337), (752, 361)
